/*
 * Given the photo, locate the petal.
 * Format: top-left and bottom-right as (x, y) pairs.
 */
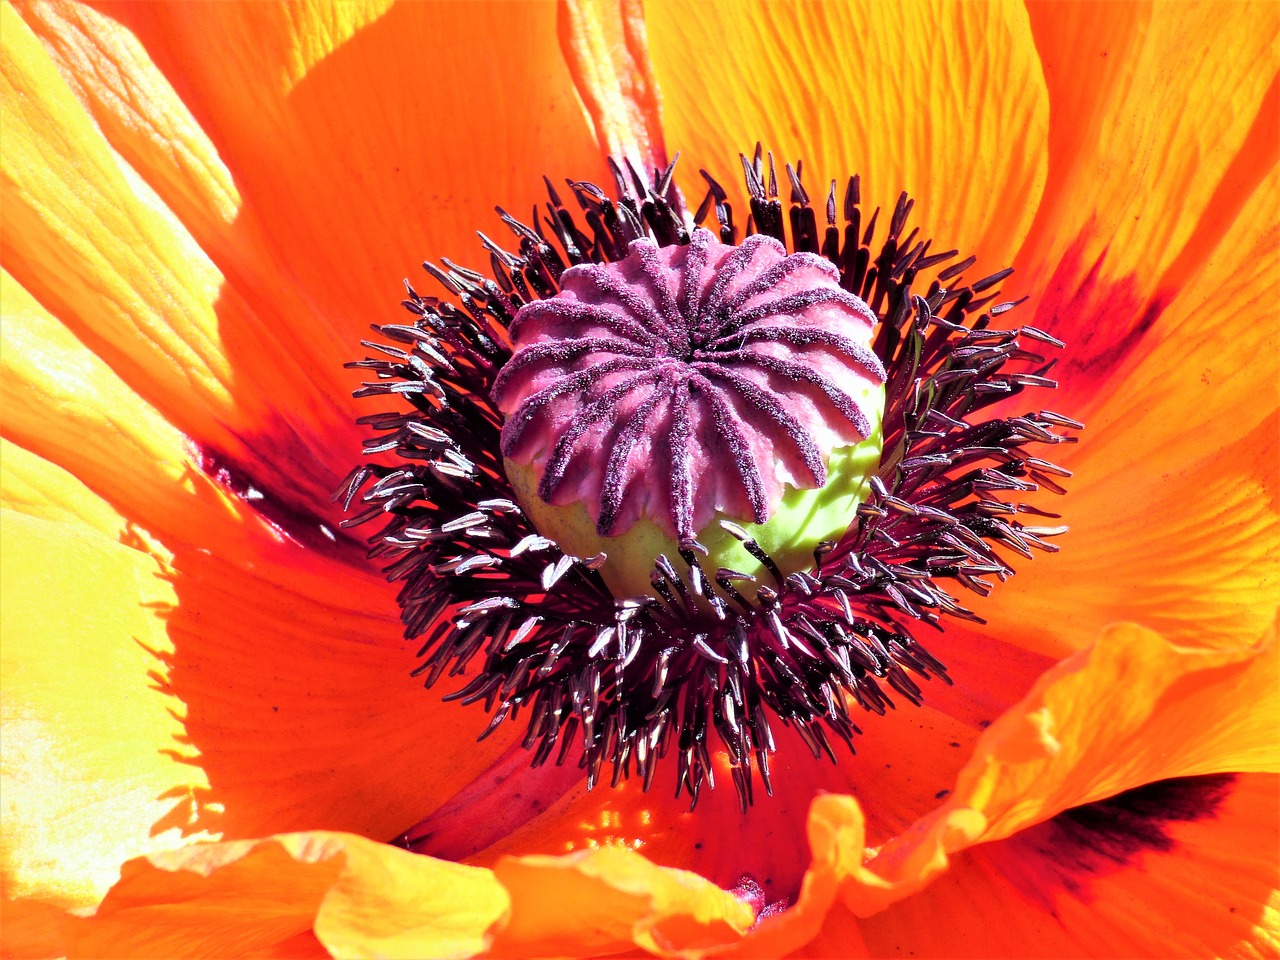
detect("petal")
(857, 773), (1280, 959)
(643, 0), (1049, 270)
(489, 847), (755, 958)
(948, 624), (1278, 843)
(432, 626), (1051, 918)
(72, 832), (763, 960)
(0, 268), (228, 547)
(1, 282), (517, 904)
(0, 454), (209, 917)
(1, 4), (237, 441)
(65, 0), (609, 374)
(69, 832), (509, 960)
(12, 1), (610, 513)
(986, 165), (1280, 654)
(846, 622), (1277, 916)
(1018, 0), (1279, 384)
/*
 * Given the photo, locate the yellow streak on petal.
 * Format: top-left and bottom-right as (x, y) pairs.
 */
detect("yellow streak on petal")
(0, 270), (190, 499)
(275, 1), (397, 95)
(19, 0), (241, 228)
(559, 0), (667, 171)
(1, 439), (121, 536)
(0, 269), (254, 551)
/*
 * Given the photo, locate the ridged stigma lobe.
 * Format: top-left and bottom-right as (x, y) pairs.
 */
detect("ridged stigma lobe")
(492, 228), (887, 548)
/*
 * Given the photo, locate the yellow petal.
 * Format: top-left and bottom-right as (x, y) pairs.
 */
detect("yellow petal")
(1, 4), (237, 442)
(1, 457), (211, 915)
(63, 0), (609, 366)
(18, 0), (241, 233)
(11, 1), (612, 495)
(1, 276), (518, 906)
(69, 833), (509, 960)
(0, 438), (125, 537)
(0, 268), (217, 544)
(643, 0), (1049, 271)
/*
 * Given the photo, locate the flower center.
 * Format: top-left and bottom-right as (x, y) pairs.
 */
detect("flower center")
(493, 228), (885, 598)
(344, 151), (1079, 811)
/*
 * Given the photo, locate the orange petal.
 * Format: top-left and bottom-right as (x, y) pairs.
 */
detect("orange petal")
(952, 624), (1277, 841)
(489, 846), (755, 958)
(643, 0), (1049, 271)
(1017, 0), (1279, 385)
(986, 165), (1279, 655)
(69, 832), (509, 960)
(669, 622), (1278, 936)
(2, 282), (519, 919)
(559, 0), (667, 171)
(3, 257), (518, 864)
(67, 0), (609, 396)
(843, 621), (1277, 917)
(13, 2), (610, 506)
(718, 796), (871, 960)
(857, 773), (1280, 958)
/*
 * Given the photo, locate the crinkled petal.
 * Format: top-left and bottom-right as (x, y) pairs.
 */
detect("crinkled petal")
(71, 831), (764, 960)
(857, 773), (1280, 959)
(69, 832), (509, 960)
(453, 626), (1051, 907)
(489, 847), (756, 958)
(836, 622), (1277, 917)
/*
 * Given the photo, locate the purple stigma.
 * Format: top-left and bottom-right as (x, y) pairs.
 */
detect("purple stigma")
(492, 228), (886, 544)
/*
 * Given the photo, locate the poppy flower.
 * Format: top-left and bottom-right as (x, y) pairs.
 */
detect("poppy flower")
(2, 1), (1276, 958)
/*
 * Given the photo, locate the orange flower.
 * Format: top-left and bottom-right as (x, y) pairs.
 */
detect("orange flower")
(2, 1), (1277, 958)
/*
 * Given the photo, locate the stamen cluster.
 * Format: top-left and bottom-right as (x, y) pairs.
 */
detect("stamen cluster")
(341, 149), (1079, 809)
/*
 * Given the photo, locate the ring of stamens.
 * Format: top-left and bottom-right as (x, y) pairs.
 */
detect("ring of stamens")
(341, 147), (1079, 810)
